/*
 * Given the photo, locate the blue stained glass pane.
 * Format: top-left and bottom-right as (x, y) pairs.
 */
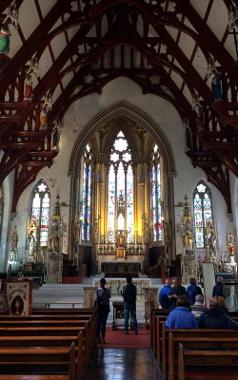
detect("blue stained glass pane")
(127, 165), (133, 242)
(108, 131), (134, 243)
(86, 164), (92, 241)
(108, 166), (115, 242)
(151, 154), (162, 241)
(193, 183), (213, 248)
(30, 180), (50, 249)
(79, 145), (93, 242)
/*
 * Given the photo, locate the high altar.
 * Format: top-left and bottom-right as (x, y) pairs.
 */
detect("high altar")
(72, 131), (172, 278)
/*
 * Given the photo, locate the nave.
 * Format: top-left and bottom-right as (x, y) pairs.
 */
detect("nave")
(88, 348), (160, 380)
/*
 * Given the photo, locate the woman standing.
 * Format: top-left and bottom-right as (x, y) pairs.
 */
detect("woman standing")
(96, 278), (111, 344)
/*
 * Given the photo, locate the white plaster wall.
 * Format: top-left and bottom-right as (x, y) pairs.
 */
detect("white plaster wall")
(0, 172), (14, 270)
(12, 77), (230, 258)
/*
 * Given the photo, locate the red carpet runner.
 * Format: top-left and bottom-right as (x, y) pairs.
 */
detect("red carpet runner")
(98, 327), (150, 348)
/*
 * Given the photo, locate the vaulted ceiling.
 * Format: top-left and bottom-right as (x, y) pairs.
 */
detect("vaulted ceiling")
(0, 0), (238, 212)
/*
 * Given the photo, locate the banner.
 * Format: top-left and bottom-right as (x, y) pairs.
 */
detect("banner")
(4, 280), (32, 316)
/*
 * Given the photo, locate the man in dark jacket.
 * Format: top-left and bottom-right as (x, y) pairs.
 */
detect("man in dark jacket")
(187, 277), (203, 305)
(212, 276), (224, 297)
(121, 274), (138, 334)
(199, 297), (238, 329)
(168, 277), (187, 309)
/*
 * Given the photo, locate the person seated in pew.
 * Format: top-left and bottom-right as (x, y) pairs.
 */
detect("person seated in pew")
(191, 294), (206, 318)
(168, 277), (187, 309)
(159, 278), (172, 309)
(186, 277), (203, 305)
(165, 295), (198, 329)
(199, 297), (238, 329)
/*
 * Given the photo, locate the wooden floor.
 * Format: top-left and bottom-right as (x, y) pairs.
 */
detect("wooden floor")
(88, 348), (162, 380)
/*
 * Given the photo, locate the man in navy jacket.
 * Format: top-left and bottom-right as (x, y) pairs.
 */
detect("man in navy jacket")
(187, 277), (203, 305)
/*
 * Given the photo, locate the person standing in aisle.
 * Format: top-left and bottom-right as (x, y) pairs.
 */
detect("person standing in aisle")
(96, 278), (111, 344)
(121, 274), (138, 334)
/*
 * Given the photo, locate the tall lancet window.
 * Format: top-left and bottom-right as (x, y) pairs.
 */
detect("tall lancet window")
(80, 144), (93, 242)
(151, 144), (162, 241)
(193, 181), (213, 248)
(0, 187), (4, 242)
(108, 131), (134, 243)
(30, 180), (50, 247)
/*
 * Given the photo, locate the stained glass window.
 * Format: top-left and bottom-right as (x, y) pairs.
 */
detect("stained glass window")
(151, 144), (163, 241)
(107, 131), (134, 243)
(80, 144), (93, 242)
(0, 188), (4, 243)
(193, 181), (213, 248)
(30, 180), (50, 247)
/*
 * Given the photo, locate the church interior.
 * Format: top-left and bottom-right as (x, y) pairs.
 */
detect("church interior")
(1, 0), (238, 378)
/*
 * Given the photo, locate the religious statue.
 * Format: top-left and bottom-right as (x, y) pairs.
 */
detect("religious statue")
(74, 217), (81, 243)
(27, 230), (36, 261)
(11, 226), (18, 252)
(116, 231), (126, 247)
(49, 221), (60, 252)
(205, 222), (216, 258)
(225, 285), (238, 312)
(0, 25), (10, 55)
(227, 231), (235, 256)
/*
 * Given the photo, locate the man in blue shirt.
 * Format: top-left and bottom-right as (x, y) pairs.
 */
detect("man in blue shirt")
(159, 278), (172, 309)
(166, 295), (198, 329)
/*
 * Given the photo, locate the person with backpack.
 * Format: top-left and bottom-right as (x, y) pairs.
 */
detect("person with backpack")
(96, 278), (111, 344)
(121, 274), (138, 334)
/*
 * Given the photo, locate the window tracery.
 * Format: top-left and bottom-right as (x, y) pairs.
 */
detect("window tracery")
(151, 144), (163, 242)
(30, 180), (50, 248)
(193, 181), (213, 248)
(79, 144), (93, 242)
(107, 131), (134, 243)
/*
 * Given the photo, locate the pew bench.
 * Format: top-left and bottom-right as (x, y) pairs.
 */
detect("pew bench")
(178, 344), (238, 380)
(168, 335), (238, 380)
(0, 343), (75, 380)
(0, 333), (84, 380)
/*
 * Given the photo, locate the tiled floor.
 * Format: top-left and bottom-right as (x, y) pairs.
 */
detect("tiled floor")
(88, 348), (162, 380)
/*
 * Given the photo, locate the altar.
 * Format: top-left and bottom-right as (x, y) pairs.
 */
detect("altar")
(100, 261), (142, 277)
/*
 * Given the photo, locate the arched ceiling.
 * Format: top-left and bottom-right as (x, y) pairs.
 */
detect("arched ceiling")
(0, 0), (238, 212)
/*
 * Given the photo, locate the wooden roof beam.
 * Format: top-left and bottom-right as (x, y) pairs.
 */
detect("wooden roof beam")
(177, 0), (237, 73)
(0, 0), (70, 91)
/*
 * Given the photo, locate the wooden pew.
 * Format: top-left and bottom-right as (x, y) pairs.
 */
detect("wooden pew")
(0, 376), (70, 379)
(0, 333), (84, 380)
(0, 326), (88, 378)
(163, 326), (238, 375)
(0, 343), (75, 380)
(168, 335), (238, 380)
(32, 308), (95, 315)
(178, 343), (238, 380)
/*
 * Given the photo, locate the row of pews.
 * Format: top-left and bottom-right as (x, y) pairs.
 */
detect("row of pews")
(150, 308), (238, 380)
(0, 307), (97, 380)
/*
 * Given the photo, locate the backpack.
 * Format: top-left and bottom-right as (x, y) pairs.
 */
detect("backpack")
(97, 288), (110, 307)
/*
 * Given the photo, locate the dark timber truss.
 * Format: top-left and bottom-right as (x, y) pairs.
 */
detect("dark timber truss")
(0, 0), (238, 211)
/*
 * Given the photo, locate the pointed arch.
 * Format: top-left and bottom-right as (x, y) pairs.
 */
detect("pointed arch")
(29, 179), (51, 250)
(193, 180), (213, 248)
(69, 101), (177, 260)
